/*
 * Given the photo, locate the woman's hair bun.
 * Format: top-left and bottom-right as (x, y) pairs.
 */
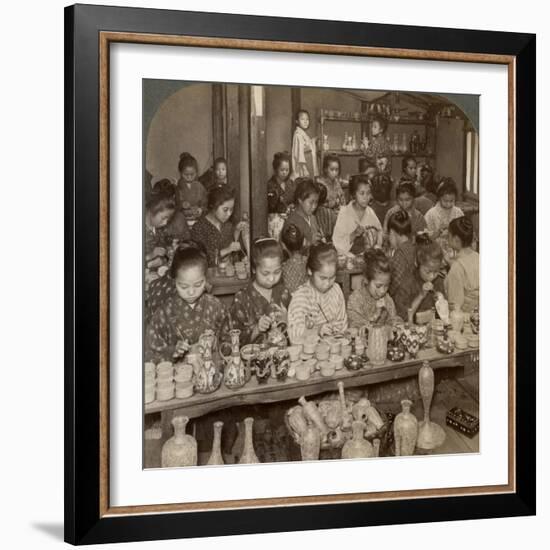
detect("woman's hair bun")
(179, 152), (192, 160)
(415, 231), (432, 246)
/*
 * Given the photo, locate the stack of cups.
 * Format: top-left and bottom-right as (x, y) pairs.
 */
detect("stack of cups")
(144, 362), (156, 403)
(174, 362), (194, 398)
(156, 361), (175, 401)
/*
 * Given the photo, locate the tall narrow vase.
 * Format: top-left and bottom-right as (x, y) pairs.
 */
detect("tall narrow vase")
(394, 399), (418, 456)
(239, 417), (260, 464)
(416, 362), (446, 450)
(207, 421), (224, 466)
(300, 420), (321, 461)
(161, 415), (198, 467)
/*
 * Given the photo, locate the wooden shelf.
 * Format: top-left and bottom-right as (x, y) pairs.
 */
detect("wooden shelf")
(320, 114), (435, 127)
(321, 150), (435, 158)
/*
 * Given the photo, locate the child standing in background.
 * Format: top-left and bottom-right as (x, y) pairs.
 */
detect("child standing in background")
(291, 110), (318, 180)
(347, 249), (401, 329)
(287, 243), (348, 343)
(267, 151), (296, 213)
(445, 216), (479, 313)
(364, 116), (391, 164)
(176, 152), (208, 217)
(282, 178), (323, 249)
(230, 238), (291, 345)
(281, 223), (308, 294)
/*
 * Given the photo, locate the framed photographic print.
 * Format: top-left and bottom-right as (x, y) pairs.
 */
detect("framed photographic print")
(65, 3), (536, 545)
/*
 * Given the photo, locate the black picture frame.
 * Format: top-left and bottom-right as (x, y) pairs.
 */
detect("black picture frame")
(65, 3), (536, 545)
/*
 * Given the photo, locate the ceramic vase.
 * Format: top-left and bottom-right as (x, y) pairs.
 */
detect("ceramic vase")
(238, 417), (260, 464)
(224, 331), (246, 389)
(341, 420), (374, 459)
(416, 362), (446, 450)
(393, 399), (418, 456)
(300, 420), (321, 461)
(367, 325), (388, 366)
(207, 421), (224, 465)
(161, 416), (197, 467)
(402, 325), (420, 359)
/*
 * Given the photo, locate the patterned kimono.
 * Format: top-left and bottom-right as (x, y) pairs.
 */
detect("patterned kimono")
(146, 292), (229, 362)
(364, 135), (391, 163)
(287, 280), (348, 344)
(158, 210), (191, 244)
(282, 255), (308, 294)
(229, 281), (291, 345)
(389, 240), (417, 298)
(317, 176), (346, 208)
(291, 127), (318, 179)
(190, 215), (234, 266)
(145, 275), (178, 325)
(347, 283), (401, 329)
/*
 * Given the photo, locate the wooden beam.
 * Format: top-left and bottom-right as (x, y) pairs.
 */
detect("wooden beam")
(248, 85), (267, 240)
(225, 84), (241, 219)
(212, 84), (225, 160)
(290, 87), (301, 141)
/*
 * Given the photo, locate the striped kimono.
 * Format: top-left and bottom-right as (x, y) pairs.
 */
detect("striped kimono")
(287, 280), (348, 344)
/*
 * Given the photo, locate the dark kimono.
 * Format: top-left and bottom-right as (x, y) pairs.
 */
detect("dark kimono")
(146, 292), (229, 362)
(158, 210), (191, 244)
(229, 281), (291, 345)
(389, 240), (417, 298)
(190, 215), (234, 266)
(267, 176), (296, 214)
(391, 268), (445, 321)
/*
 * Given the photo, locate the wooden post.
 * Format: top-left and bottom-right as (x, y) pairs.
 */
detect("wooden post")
(249, 85), (267, 240)
(225, 84), (241, 219)
(212, 84), (225, 161)
(290, 87), (301, 141)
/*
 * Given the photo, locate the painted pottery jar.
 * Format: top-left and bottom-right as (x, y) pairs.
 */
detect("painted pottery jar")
(161, 416), (198, 467)
(415, 324), (429, 348)
(393, 399), (418, 456)
(194, 357), (223, 394)
(253, 345), (271, 384)
(387, 336), (406, 362)
(341, 420), (374, 459)
(436, 330), (455, 354)
(367, 324), (388, 366)
(401, 325), (420, 359)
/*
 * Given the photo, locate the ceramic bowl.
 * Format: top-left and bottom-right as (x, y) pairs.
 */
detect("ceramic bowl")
(467, 335), (479, 348)
(144, 388), (155, 404)
(320, 361), (336, 377)
(241, 344), (261, 362)
(175, 381), (194, 399)
(175, 362), (194, 378)
(156, 361), (173, 376)
(156, 370), (174, 383)
(156, 385), (175, 401)
(295, 362), (311, 381)
(304, 358), (317, 373)
(236, 270), (248, 280)
(287, 345), (303, 362)
(225, 265), (235, 278)
(329, 355), (344, 370)
(300, 352), (314, 362)
(303, 341), (317, 354)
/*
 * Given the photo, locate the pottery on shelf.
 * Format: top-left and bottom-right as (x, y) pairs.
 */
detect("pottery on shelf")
(161, 415), (198, 467)
(450, 307), (465, 334)
(393, 399), (418, 456)
(470, 307), (480, 334)
(341, 420), (374, 459)
(416, 362), (446, 450)
(401, 324), (420, 359)
(207, 421), (225, 465)
(194, 330), (223, 394)
(300, 420), (321, 461)
(253, 345), (271, 384)
(238, 417), (260, 464)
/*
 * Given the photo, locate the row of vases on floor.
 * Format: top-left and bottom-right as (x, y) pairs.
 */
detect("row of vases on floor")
(161, 416), (259, 467)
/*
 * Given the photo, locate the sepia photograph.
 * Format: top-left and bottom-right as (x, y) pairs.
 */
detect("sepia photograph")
(142, 80), (480, 468)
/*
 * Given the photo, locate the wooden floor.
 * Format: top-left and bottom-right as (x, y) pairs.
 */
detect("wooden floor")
(144, 370), (479, 468)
